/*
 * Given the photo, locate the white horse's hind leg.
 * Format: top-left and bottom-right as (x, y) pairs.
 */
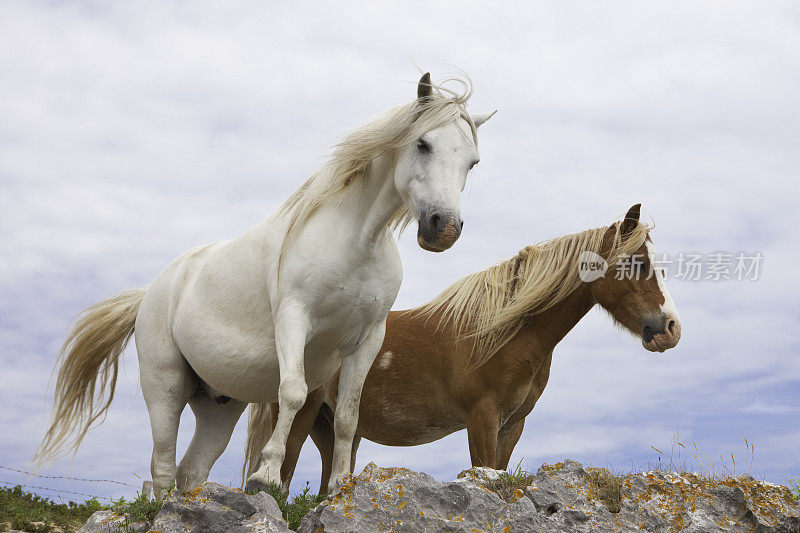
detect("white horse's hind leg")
(328, 322), (386, 493)
(246, 308), (310, 492)
(136, 294), (196, 499)
(176, 391), (246, 491)
(139, 342), (195, 498)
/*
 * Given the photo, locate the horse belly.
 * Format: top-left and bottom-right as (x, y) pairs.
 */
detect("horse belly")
(358, 396), (464, 446)
(169, 278), (281, 403)
(176, 324), (283, 403)
(174, 309), (344, 404)
(362, 419), (463, 446)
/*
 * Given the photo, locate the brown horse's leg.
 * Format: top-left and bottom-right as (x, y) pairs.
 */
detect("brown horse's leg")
(495, 419), (525, 470)
(277, 388), (326, 490)
(350, 434), (362, 473)
(309, 403), (335, 494)
(466, 405), (500, 467)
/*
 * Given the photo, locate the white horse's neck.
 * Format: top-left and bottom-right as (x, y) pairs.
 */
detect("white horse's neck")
(334, 153), (403, 246)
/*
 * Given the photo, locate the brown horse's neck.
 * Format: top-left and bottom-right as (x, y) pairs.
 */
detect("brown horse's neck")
(514, 281), (596, 357)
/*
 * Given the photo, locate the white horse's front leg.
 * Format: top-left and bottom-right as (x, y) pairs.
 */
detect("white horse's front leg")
(328, 321), (387, 494)
(246, 306), (310, 492)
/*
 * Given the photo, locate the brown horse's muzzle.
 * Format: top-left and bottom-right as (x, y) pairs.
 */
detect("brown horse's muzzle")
(417, 210), (463, 252)
(642, 313), (681, 353)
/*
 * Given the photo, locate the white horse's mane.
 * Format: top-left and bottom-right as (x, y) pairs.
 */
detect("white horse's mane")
(277, 77), (478, 260)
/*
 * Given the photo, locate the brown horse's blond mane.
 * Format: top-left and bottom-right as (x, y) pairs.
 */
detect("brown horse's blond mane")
(277, 77), (478, 266)
(415, 220), (651, 370)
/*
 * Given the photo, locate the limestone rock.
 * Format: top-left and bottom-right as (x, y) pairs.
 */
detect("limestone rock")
(79, 482), (289, 533)
(77, 509), (150, 532)
(299, 460), (800, 532)
(298, 462), (545, 532)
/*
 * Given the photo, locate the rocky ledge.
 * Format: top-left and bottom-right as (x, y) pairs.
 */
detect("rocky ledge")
(78, 481), (290, 532)
(300, 460), (800, 532)
(79, 459), (800, 532)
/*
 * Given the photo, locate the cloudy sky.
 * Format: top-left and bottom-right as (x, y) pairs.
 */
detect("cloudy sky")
(1, 1), (798, 501)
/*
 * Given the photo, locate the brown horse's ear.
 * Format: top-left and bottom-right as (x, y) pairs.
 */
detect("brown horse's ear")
(619, 203), (641, 240)
(417, 72), (433, 99)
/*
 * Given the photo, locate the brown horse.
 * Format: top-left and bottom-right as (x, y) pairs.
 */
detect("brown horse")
(244, 204), (681, 493)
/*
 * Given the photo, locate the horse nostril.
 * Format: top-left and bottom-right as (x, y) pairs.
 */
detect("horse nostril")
(668, 320), (676, 334)
(430, 213), (441, 230)
(459, 220), (464, 230)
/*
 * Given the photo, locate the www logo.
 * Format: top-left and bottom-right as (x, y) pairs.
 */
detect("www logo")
(578, 251), (608, 282)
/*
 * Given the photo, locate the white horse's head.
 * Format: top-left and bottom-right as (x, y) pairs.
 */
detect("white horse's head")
(394, 73), (495, 252)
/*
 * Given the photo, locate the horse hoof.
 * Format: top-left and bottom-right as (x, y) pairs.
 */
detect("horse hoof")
(245, 476), (267, 493)
(246, 468), (283, 493)
(327, 472), (352, 495)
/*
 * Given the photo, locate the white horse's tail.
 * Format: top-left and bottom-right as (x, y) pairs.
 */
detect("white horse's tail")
(34, 288), (147, 466)
(242, 402), (273, 485)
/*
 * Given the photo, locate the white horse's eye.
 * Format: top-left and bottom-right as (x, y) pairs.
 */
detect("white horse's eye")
(416, 138), (430, 153)
(470, 160), (479, 170)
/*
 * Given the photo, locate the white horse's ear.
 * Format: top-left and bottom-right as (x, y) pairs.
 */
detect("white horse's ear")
(417, 72), (433, 99)
(471, 110), (498, 128)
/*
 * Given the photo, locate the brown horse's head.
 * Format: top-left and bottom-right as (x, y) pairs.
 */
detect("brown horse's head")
(589, 204), (681, 353)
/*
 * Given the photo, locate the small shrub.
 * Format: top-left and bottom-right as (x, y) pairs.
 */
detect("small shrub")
(11, 515), (55, 532)
(787, 476), (800, 503)
(249, 481), (324, 530)
(284, 483), (325, 530)
(123, 492), (163, 523)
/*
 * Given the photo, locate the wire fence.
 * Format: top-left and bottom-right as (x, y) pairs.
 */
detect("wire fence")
(0, 465), (139, 488)
(0, 480), (117, 501)
(0, 464), (142, 502)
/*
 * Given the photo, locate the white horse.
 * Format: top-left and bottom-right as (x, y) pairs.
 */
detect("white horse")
(35, 73), (495, 496)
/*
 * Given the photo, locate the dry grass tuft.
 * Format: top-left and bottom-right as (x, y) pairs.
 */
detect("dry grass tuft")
(643, 434), (758, 480)
(587, 467), (622, 513)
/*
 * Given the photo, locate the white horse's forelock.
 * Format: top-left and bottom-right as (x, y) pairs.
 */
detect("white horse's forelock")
(276, 77), (477, 261)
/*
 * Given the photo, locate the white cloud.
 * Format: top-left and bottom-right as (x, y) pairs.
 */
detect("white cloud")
(742, 400), (798, 416)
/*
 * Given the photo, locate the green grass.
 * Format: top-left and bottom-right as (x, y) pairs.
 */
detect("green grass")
(110, 492), (163, 528)
(256, 481), (325, 530)
(788, 476), (800, 503)
(484, 461), (535, 502)
(0, 485), (107, 532)
(0, 485), (163, 533)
